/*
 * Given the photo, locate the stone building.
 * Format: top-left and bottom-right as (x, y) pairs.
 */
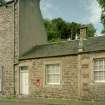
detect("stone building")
(0, 0), (105, 101)
(0, 0), (47, 95)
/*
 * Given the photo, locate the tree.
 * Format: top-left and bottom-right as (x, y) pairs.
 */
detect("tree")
(97, 0), (105, 33)
(44, 18), (60, 41)
(87, 24), (96, 38)
(51, 18), (67, 39)
(0, 0), (14, 6)
(69, 22), (80, 40)
(44, 18), (96, 42)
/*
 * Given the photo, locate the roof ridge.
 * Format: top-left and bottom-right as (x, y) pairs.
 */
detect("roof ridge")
(33, 35), (105, 48)
(36, 39), (79, 47)
(87, 35), (105, 40)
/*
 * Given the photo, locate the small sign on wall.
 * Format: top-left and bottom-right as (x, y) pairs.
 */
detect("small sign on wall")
(33, 79), (42, 88)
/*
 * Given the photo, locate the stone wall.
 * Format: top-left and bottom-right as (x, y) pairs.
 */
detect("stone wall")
(0, 0), (47, 96)
(79, 52), (105, 101)
(17, 52), (105, 101)
(0, 5), (15, 95)
(17, 56), (79, 99)
(1, 0), (105, 100)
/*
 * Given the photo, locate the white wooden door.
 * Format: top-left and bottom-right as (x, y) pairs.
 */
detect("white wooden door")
(20, 70), (29, 95)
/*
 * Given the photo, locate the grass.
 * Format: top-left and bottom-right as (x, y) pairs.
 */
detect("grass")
(0, 96), (16, 101)
(46, 101), (105, 105)
(0, 97), (105, 105)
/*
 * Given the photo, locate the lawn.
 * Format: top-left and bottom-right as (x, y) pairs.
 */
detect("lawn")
(0, 97), (105, 105)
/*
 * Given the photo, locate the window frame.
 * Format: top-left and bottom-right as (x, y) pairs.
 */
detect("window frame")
(0, 65), (3, 94)
(44, 61), (62, 86)
(93, 58), (105, 82)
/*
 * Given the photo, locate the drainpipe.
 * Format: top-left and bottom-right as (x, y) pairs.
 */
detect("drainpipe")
(13, 0), (18, 96)
(13, 1), (16, 96)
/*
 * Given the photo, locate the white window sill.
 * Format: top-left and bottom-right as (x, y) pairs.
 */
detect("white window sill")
(94, 81), (105, 83)
(47, 83), (61, 85)
(44, 83), (62, 88)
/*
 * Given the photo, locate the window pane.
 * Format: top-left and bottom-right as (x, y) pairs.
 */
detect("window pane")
(94, 59), (105, 81)
(94, 66), (99, 71)
(47, 75), (55, 83)
(103, 71), (105, 80)
(94, 71), (104, 81)
(104, 65), (105, 71)
(94, 76), (103, 81)
(47, 74), (60, 83)
(53, 74), (60, 82)
(99, 65), (104, 71)
(95, 71), (104, 76)
(47, 66), (53, 74)
(45, 64), (60, 84)
(99, 60), (103, 65)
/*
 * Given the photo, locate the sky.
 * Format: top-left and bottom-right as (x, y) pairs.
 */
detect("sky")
(40, 0), (103, 35)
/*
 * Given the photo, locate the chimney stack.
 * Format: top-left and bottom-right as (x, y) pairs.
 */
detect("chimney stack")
(78, 25), (87, 52)
(80, 25), (87, 40)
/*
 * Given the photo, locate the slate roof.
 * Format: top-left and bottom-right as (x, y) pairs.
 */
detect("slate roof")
(84, 35), (105, 52)
(20, 35), (105, 60)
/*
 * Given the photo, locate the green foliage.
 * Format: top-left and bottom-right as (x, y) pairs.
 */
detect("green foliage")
(0, 0), (6, 6)
(87, 24), (96, 38)
(44, 18), (96, 42)
(97, 0), (105, 33)
(0, 96), (16, 101)
(97, 0), (105, 10)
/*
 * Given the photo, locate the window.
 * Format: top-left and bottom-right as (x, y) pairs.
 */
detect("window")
(94, 59), (105, 82)
(0, 66), (3, 92)
(45, 64), (60, 85)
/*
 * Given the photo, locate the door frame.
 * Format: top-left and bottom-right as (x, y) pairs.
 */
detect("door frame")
(19, 66), (29, 96)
